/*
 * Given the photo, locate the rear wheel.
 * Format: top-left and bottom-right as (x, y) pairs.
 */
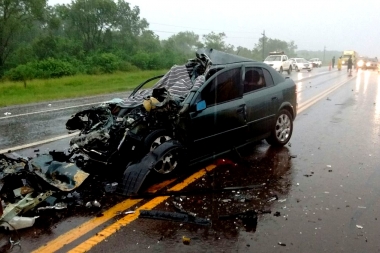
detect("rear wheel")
(266, 109), (293, 146)
(279, 67), (283, 74)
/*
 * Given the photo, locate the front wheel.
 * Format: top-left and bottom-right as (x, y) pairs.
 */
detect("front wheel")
(266, 109), (293, 146)
(287, 66), (292, 74)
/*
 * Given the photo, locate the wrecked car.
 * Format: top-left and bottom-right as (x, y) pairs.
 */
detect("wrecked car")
(65, 48), (297, 195)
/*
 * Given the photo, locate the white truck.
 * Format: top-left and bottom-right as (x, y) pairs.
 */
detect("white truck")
(264, 52), (292, 74)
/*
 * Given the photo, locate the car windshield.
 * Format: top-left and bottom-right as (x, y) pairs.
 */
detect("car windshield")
(265, 55), (281, 61)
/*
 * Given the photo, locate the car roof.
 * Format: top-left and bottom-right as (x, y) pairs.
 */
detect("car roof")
(197, 48), (255, 65)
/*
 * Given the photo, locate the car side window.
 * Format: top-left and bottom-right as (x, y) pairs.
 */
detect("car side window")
(243, 67), (266, 93)
(262, 68), (274, 87)
(202, 68), (241, 106)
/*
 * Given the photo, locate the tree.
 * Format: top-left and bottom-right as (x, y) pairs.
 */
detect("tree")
(0, 0), (46, 73)
(202, 32), (228, 51)
(253, 37), (298, 59)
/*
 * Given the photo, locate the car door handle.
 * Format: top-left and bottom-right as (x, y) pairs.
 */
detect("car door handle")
(236, 108), (244, 113)
(271, 97), (278, 100)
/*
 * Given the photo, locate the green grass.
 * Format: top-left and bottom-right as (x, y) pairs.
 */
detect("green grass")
(0, 70), (167, 107)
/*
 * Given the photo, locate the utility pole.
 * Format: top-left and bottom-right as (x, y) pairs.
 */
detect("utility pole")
(262, 30), (266, 61)
(323, 46), (326, 64)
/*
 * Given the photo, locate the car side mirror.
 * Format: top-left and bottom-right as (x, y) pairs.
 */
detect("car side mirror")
(196, 100), (206, 111)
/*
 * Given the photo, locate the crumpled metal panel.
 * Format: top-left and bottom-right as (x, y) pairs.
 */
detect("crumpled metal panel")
(30, 154), (89, 192)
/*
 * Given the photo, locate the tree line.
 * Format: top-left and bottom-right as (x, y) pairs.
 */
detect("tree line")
(1, 0), (300, 81)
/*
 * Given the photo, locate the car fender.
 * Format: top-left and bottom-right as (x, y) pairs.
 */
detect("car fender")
(278, 101), (297, 120)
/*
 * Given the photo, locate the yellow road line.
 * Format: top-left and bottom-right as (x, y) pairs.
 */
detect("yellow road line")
(68, 165), (216, 253)
(32, 179), (176, 253)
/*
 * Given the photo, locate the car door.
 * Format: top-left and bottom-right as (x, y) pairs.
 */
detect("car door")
(243, 66), (281, 139)
(188, 66), (247, 159)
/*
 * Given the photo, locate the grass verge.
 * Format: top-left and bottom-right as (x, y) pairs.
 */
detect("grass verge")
(0, 70), (167, 107)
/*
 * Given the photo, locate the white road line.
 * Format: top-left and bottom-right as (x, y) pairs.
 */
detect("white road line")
(0, 132), (79, 154)
(0, 102), (101, 120)
(298, 75), (355, 113)
(1, 73), (351, 155)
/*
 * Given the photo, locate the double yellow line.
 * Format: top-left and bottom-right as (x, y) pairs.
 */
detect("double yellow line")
(32, 165), (216, 253)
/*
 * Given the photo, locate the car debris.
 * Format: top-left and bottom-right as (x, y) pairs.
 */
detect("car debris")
(182, 236), (191, 245)
(138, 210), (211, 226)
(1, 216), (39, 230)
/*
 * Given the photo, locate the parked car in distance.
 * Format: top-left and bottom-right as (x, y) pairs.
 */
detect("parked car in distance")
(363, 57), (378, 70)
(263, 52), (292, 74)
(309, 58), (322, 67)
(290, 58), (313, 72)
(66, 49), (298, 195)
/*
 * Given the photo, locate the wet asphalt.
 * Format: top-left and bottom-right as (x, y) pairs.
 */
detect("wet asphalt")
(2, 67), (380, 252)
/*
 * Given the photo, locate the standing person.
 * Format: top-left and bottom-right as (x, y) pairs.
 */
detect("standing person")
(347, 56), (353, 76)
(332, 56), (335, 68)
(337, 56), (342, 71)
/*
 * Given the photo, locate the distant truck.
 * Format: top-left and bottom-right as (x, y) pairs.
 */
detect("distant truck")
(341, 50), (359, 66)
(264, 51), (292, 74)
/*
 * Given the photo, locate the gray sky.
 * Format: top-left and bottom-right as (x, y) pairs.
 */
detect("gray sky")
(48, 0), (380, 57)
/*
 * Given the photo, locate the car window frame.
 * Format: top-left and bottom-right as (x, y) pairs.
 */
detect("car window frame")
(193, 65), (243, 109)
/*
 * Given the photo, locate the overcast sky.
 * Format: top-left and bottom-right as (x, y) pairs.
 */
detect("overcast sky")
(48, 0), (380, 57)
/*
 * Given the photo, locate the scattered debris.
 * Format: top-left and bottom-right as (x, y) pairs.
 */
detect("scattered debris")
(182, 236), (191, 245)
(3, 112), (11, 116)
(278, 199), (287, 203)
(139, 210), (211, 226)
(273, 211), (281, 217)
(278, 242), (286, 246)
(0, 216), (39, 230)
(356, 225), (363, 229)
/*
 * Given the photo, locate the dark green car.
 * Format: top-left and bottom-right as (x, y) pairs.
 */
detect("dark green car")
(66, 49), (297, 195)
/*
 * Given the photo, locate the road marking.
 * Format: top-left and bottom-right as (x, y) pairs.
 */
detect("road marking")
(0, 102), (101, 120)
(0, 132), (79, 154)
(67, 165), (216, 253)
(298, 75), (355, 114)
(31, 178), (176, 253)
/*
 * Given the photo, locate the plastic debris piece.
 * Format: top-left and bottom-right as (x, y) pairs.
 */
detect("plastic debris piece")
(356, 225), (363, 229)
(278, 199), (287, 203)
(327, 165), (332, 167)
(358, 206), (367, 209)
(1, 216), (39, 230)
(4, 112), (11, 116)
(222, 199), (231, 203)
(92, 200), (101, 208)
(182, 236), (191, 245)
(267, 195), (278, 202)
(104, 182), (118, 193)
(278, 242), (286, 246)
(37, 202), (67, 211)
(273, 211), (281, 217)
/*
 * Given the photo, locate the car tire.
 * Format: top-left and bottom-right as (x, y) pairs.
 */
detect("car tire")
(151, 143), (185, 175)
(287, 66), (292, 74)
(295, 66), (299, 72)
(144, 129), (172, 152)
(279, 67), (283, 74)
(266, 109), (293, 147)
